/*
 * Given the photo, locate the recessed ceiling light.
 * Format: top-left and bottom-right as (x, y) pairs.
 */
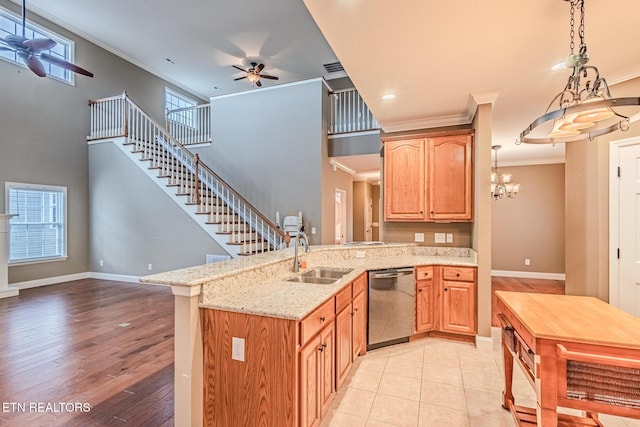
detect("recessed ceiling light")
(382, 93), (396, 100)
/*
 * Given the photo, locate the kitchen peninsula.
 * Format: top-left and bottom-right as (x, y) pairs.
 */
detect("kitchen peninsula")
(142, 243), (477, 427)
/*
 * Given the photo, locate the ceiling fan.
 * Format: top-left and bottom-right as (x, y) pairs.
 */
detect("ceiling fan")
(232, 62), (278, 87)
(0, 0), (93, 78)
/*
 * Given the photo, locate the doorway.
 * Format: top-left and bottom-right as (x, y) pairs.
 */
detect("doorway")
(335, 188), (347, 245)
(609, 136), (640, 316)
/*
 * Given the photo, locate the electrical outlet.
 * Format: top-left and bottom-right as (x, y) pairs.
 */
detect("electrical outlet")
(434, 233), (446, 244)
(232, 337), (245, 362)
(525, 259), (531, 266)
(414, 233), (424, 242)
(355, 251), (366, 258)
(311, 227), (317, 235)
(148, 263), (153, 271)
(446, 233), (453, 243)
(99, 259), (104, 267)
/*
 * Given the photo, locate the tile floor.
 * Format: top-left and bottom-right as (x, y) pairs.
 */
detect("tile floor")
(320, 337), (640, 427)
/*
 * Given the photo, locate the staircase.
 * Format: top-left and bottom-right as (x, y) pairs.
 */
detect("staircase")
(87, 92), (288, 258)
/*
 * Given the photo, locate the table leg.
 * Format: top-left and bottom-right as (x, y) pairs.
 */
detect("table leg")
(501, 338), (514, 410)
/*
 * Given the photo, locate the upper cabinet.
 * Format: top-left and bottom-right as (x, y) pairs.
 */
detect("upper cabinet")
(383, 131), (473, 222)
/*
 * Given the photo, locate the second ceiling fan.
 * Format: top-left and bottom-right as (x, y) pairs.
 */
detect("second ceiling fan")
(233, 62), (278, 87)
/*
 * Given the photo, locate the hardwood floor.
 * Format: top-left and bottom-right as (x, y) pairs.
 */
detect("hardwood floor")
(491, 275), (565, 327)
(0, 279), (174, 426)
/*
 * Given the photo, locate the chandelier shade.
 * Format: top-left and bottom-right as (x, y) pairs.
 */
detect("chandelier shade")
(491, 145), (520, 199)
(519, 0), (640, 144)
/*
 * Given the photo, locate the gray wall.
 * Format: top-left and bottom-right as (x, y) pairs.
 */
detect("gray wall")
(0, 0), (204, 283)
(89, 142), (226, 276)
(196, 79), (330, 244)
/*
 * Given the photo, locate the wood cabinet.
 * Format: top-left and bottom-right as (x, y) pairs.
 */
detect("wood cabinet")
(383, 131), (473, 222)
(441, 266), (476, 335)
(300, 321), (335, 427)
(415, 266), (435, 332)
(384, 138), (426, 220)
(415, 265), (477, 336)
(427, 134), (473, 220)
(335, 273), (367, 389)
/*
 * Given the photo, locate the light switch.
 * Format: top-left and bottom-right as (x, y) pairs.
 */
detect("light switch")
(434, 233), (446, 244)
(311, 227), (317, 235)
(232, 337), (245, 362)
(414, 233), (424, 242)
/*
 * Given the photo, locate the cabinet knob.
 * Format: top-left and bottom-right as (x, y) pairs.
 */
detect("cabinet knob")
(418, 289), (423, 292)
(444, 288), (449, 291)
(320, 316), (326, 322)
(420, 211), (423, 214)
(456, 273), (460, 277)
(318, 346), (324, 352)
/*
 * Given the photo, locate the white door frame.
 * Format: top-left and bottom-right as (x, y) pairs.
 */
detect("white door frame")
(335, 188), (348, 245)
(609, 135), (640, 308)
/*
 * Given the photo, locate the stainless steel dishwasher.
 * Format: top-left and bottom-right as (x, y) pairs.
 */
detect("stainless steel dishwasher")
(367, 267), (415, 350)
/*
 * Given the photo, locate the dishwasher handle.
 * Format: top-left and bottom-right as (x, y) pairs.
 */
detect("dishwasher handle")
(370, 268), (414, 279)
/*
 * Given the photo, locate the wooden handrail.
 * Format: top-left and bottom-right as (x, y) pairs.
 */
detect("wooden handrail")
(557, 344), (640, 370)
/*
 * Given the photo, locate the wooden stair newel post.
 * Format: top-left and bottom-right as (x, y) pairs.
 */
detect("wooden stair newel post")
(0, 214), (18, 299)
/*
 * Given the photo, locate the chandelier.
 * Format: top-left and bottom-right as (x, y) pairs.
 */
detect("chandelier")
(519, 0), (640, 144)
(491, 145), (520, 199)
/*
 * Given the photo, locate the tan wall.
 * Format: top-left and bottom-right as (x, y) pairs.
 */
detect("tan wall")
(492, 163), (565, 274)
(565, 76), (640, 299)
(372, 185), (380, 241)
(353, 182), (365, 241)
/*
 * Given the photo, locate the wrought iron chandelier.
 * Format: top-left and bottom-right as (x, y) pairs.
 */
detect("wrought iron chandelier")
(519, 0), (640, 144)
(491, 145), (520, 199)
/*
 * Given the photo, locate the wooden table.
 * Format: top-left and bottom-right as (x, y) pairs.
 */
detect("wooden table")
(495, 291), (640, 427)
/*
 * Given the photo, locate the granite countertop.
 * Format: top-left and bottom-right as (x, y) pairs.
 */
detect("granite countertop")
(140, 243), (477, 321)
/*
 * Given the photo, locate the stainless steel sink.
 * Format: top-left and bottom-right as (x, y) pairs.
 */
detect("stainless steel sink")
(301, 267), (353, 280)
(287, 267), (354, 284)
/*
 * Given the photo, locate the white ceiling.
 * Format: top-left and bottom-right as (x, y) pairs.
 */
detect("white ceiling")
(16, 0), (640, 169)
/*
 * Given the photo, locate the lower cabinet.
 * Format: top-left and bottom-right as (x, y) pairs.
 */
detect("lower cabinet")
(335, 273), (367, 389)
(415, 265), (477, 336)
(300, 321), (335, 427)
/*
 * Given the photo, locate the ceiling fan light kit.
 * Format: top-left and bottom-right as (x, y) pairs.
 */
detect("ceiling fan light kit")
(519, 0), (640, 144)
(232, 62), (279, 87)
(0, 0), (93, 78)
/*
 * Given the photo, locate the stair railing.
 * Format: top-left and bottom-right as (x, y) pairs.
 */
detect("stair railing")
(166, 104), (211, 145)
(88, 92), (287, 255)
(329, 88), (380, 135)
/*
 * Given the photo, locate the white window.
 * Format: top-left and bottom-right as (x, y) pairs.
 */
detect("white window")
(165, 88), (197, 127)
(0, 6), (75, 84)
(5, 183), (67, 264)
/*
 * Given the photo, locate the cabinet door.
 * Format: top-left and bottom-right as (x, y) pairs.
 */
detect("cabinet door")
(416, 280), (435, 332)
(335, 305), (352, 389)
(427, 134), (472, 221)
(384, 139), (426, 220)
(352, 291), (366, 361)
(299, 336), (321, 427)
(441, 281), (476, 335)
(319, 322), (335, 417)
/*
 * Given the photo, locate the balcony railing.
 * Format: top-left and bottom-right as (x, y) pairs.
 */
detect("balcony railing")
(329, 88), (380, 135)
(166, 104), (211, 145)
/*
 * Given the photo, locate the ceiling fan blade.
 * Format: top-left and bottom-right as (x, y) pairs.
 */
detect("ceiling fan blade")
(255, 80), (262, 87)
(232, 65), (247, 72)
(0, 46), (14, 52)
(18, 53), (46, 77)
(259, 74), (279, 80)
(233, 76), (247, 81)
(255, 63), (264, 73)
(23, 38), (56, 52)
(39, 52), (94, 77)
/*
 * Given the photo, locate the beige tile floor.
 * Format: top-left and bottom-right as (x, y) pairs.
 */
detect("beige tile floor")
(320, 338), (640, 427)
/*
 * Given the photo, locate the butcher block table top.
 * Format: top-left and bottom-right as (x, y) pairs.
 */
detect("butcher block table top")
(495, 291), (640, 350)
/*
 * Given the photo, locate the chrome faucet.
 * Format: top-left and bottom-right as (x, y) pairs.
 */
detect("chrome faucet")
(292, 231), (310, 272)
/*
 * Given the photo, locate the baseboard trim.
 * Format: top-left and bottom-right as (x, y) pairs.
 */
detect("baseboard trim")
(12, 272), (91, 290)
(89, 272), (141, 283)
(475, 335), (494, 352)
(491, 270), (565, 280)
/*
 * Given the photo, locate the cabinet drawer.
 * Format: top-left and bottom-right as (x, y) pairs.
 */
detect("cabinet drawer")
(442, 266), (475, 282)
(336, 285), (352, 313)
(300, 298), (335, 345)
(416, 266), (433, 281)
(352, 273), (366, 297)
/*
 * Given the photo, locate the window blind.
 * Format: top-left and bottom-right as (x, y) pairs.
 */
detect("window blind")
(7, 185), (66, 263)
